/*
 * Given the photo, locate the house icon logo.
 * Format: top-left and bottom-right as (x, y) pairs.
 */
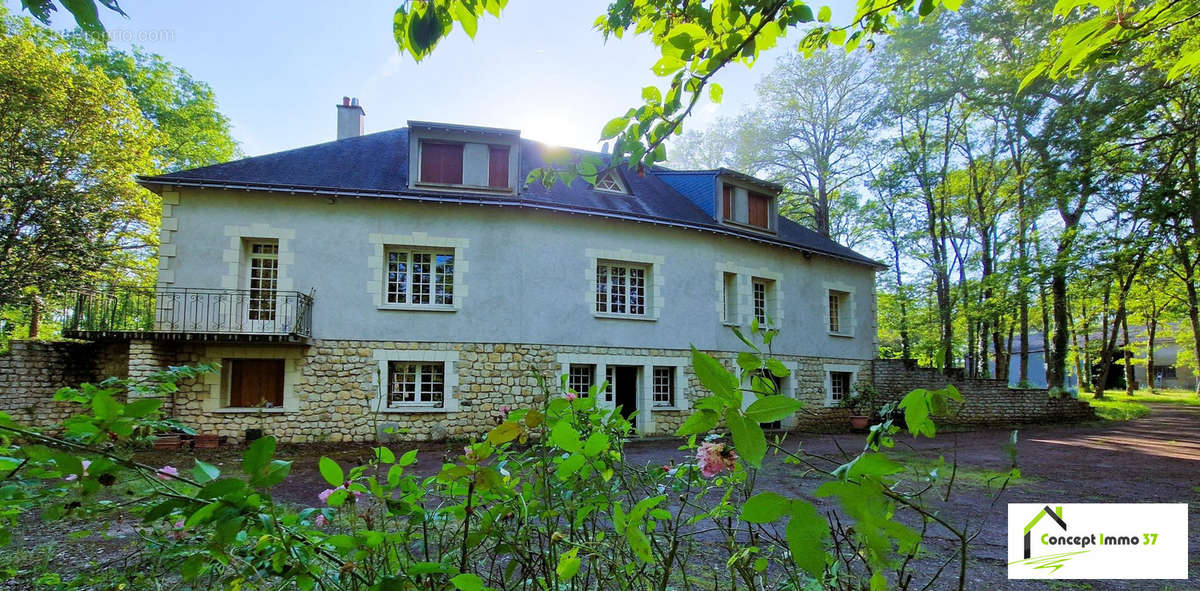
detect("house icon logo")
(1023, 505), (1067, 560)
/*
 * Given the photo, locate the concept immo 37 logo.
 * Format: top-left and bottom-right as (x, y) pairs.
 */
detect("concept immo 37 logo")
(1011, 505), (1089, 574)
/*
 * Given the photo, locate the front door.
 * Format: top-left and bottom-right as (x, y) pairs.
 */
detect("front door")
(245, 241), (279, 332)
(611, 365), (639, 420)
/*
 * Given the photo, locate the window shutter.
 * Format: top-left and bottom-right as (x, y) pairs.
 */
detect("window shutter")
(722, 185), (733, 220)
(420, 142), (464, 184)
(748, 192), (771, 228)
(488, 145), (509, 188)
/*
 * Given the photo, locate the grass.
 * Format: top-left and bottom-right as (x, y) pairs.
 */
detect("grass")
(1078, 388), (1200, 421)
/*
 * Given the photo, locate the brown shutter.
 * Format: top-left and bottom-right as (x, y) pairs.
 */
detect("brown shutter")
(722, 185), (733, 220)
(748, 192), (771, 228)
(420, 142), (464, 184)
(488, 145), (509, 188)
(229, 359), (285, 407)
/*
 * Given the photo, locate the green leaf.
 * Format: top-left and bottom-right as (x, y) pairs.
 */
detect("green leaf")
(398, 449), (419, 467)
(243, 436), (276, 476)
(450, 573), (484, 591)
(942, 0), (964, 10)
(786, 500), (830, 578)
(583, 432), (610, 457)
(556, 548), (581, 580)
(736, 351), (762, 371)
(765, 359), (789, 378)
(741, 492), (791, 523)
(550, 421), (582, 453)
(374, 447), (396, 464)
(600, 117), (628, 140)
(197, 478), (246, 499)
(818, 6), (832, 22)
(556, 453), (587, 480)
(726, 409), (766, 468)
(487, 421), (522, 445)
(193, 459), (220, 484)
(92, 392), (120, 420)
(123, 398), (161, 418)
(449, 2), (478, 38)
(325, 534), (359, 552)
(691, 346), (739, 406)
(828, 29), (846, 46)
(318, 457), (344, 487)
(834, 452), (904, 481)
(708, 82), (724, 103)
(184, 500), (221, 528)
(255, 460), (293, 488)
(651, 55), (685, 76)
(642, 85), (662, 104)
(626, 525), (654, 563)
(745, 396), (803, 423)
(675, 409), (718, 436)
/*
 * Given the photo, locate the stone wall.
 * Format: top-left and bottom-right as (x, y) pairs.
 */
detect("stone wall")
(123, 338), (871, 444)
(873, 359), (1094, 427)
(0, 340), (125, 427)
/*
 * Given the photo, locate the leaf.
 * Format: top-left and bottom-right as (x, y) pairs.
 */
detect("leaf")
(708, 82), (724, 104)
(942, 0), (964, 10)
(786, 500), (830, 579)
(836, 453), (904, 481)
(726, 409), (765, 468)
(652, 55), (685, 76)
(600, 117), (628, 140)
(675, 409), (718, 436)
(583, 432), (610, 457)
(556, 453), (587, 480)
(642, 85), (662, 104)
(745, 396), (803, 423)
(318, 457), (344, 487)
(828, 29), (846, 47)
(550, 421), (582, 453)
(92, 392), (120, 420)
(450, 573), (484, 591)
(556, 548), (581, 580)
(487, 421), (522, 445)
(197, 478), (246, 499)
(326, 534), (359, 552)
(765, 359), (789, 378)
(741, 492), (791, 523)
(398, 449), (419, 467)
(193, 459), (220, 484)
(818, 6), (832, 22)
(626, 525), (654, 563)
(691, 346), (739, 406)
(243, 436), (276, 476)
(184, 500), (221, 528)
(374, 447), (396, 464)
(123, 398), (161, 418)
(737, 351), (762, 371)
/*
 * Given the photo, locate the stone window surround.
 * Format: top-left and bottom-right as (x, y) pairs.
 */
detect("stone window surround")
(156, 190), (181, 286)
(368, 232), (469, 311)
(199, 346), (304, 413)
(585, 249), (664, 321)
(714, 262), (784, 328)
(739, 359), (799, 427)
(822, 363), (860, 408)
(221, 223), (296, 292)
(555, 353), (689, 433)
(372, 349), (461, 413)
(824, 280), (856, 338)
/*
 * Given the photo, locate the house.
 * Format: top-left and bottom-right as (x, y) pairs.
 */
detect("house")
(1130, 335), (1197, 390)
(62, 98), (883, 443)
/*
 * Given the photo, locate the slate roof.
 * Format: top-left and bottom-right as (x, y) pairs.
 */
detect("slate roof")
(140, 127), (882, 268)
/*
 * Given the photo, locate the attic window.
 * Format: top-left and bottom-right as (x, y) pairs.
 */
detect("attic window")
(720, 181), (776, 232)
(417, 140), (511, 190)
(594, 170), (627, 194)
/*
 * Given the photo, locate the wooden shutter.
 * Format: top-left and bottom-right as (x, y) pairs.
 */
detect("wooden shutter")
(722, 185), (733, 220)
(229, 359), (285, 407)
(748, 192), (771, 228)
(420, 142), (464, 184)
(488, 145), (509, 188)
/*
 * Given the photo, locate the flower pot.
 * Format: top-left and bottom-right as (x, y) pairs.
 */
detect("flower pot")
(849, 415), (870, 430)
(153, 435), (182, 450)
(245, 428), (264, 443)
(194, 433), (221, 449)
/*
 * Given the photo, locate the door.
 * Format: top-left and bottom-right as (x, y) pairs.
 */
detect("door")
(245, 241), (279, 332)
(611, 365), (639, 420)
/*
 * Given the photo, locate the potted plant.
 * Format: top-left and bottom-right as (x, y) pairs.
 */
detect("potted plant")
(839, 382), (882, 430)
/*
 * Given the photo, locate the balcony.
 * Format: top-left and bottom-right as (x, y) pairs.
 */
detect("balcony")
(62, 287), (313, 344)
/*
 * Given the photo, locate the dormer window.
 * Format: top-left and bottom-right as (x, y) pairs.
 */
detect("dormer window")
(720, 180), (776, 232)
(594, 169), (628, 194)
(408, 121), (519, 193)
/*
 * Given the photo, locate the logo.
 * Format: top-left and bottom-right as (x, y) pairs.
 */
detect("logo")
(1007, 503), (1188, 579)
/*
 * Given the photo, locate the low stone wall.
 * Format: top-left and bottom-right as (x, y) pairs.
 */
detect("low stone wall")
(0, 340), (124, 427)
(873, 359), (1095, 427)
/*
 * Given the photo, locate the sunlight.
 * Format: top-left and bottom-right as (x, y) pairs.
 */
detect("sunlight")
(512, 109), (598, 151)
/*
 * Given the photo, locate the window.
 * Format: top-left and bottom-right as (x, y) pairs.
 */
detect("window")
(388, 361), (445, 407)
(752, 278), (774, 326)
(419, 141), (464, 185)
(594, 170), (627, 194)
(829, 371), (852, 404)
(1155, 365), (1177, 379)
(722, 272), (738, 323)
(386, 249), (454, 306)
(596, 262), (647, 316)
(228, 359), (284, 407)
(747, 191), (771, 228)
(247, 241), (278, 321)
(828, 289), (851, 335)
(652, 366), (675, 407)
(568, 364), (595, 395)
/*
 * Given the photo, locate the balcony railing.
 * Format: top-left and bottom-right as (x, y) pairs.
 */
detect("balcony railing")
(63, 287), (313, 342)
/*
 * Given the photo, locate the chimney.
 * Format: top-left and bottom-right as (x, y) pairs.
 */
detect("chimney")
(336, 96), (365, 139)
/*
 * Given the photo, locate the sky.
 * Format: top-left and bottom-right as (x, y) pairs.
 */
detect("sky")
(5, 0), (855, 158)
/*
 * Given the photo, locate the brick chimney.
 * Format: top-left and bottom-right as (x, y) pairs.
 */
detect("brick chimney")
(336, 96), (365, 140)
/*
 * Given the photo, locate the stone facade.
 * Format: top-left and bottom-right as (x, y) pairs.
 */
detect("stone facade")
(0, 340), (126, 427)
(873, 359), (1095, 426)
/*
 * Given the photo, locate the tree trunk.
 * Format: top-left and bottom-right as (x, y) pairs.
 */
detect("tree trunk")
(28, 296), (40, 339)
(1122, 314), (1134, 395)
(1147, 316), (1158, 393)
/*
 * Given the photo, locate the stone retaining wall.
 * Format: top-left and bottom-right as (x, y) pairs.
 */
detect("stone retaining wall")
(873, 359), (1095, 426)
(0, 340), (124, 427)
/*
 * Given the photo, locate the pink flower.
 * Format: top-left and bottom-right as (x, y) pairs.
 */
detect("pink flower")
(500, 405), (511, 416)
(564, 392), (577, 402)
(319, 485), (364, 505)
(696, 442), (737, 478)
(156, 465), (179, 480)
(170, 518), (188, 540)
(63, 459), (92, 481)
(313, 514), (328, 528)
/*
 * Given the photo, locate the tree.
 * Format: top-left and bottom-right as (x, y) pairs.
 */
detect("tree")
(0, 33), (157, 317)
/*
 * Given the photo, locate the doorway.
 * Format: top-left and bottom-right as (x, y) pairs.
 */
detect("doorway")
(612, 365), (639, 419)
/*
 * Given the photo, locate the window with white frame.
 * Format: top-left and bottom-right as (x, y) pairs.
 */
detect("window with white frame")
(828, 371), (852, 404)
(387, 361), (445, 407)
(247, 241), (279, 321)
(652, 366), (675, 407)
(596, 261), (647, 316)
(568, 364), (595, 395)
(828, 289), (851, 335)
(594, 170), (627, 194)
(386, 249), (454, 306)
(722, 272), (738, 323)
(752, 277), (775, 326)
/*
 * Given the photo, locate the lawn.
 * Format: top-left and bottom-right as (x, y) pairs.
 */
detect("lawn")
(1079, 388), (1200, 421)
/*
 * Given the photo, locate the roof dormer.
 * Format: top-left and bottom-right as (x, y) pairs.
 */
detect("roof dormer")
(593, 168), (628, 194)
(717, 172), (780, 234)
(408, 121), (520, 194)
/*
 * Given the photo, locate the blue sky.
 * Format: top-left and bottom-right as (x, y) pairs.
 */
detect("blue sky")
(7, 0), (854, 158)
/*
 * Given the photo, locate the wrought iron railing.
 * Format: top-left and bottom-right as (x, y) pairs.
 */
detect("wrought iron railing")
(64, 287), (313, 338)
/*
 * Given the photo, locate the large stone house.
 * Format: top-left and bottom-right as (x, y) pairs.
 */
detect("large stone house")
(61, 100), (883, 443)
